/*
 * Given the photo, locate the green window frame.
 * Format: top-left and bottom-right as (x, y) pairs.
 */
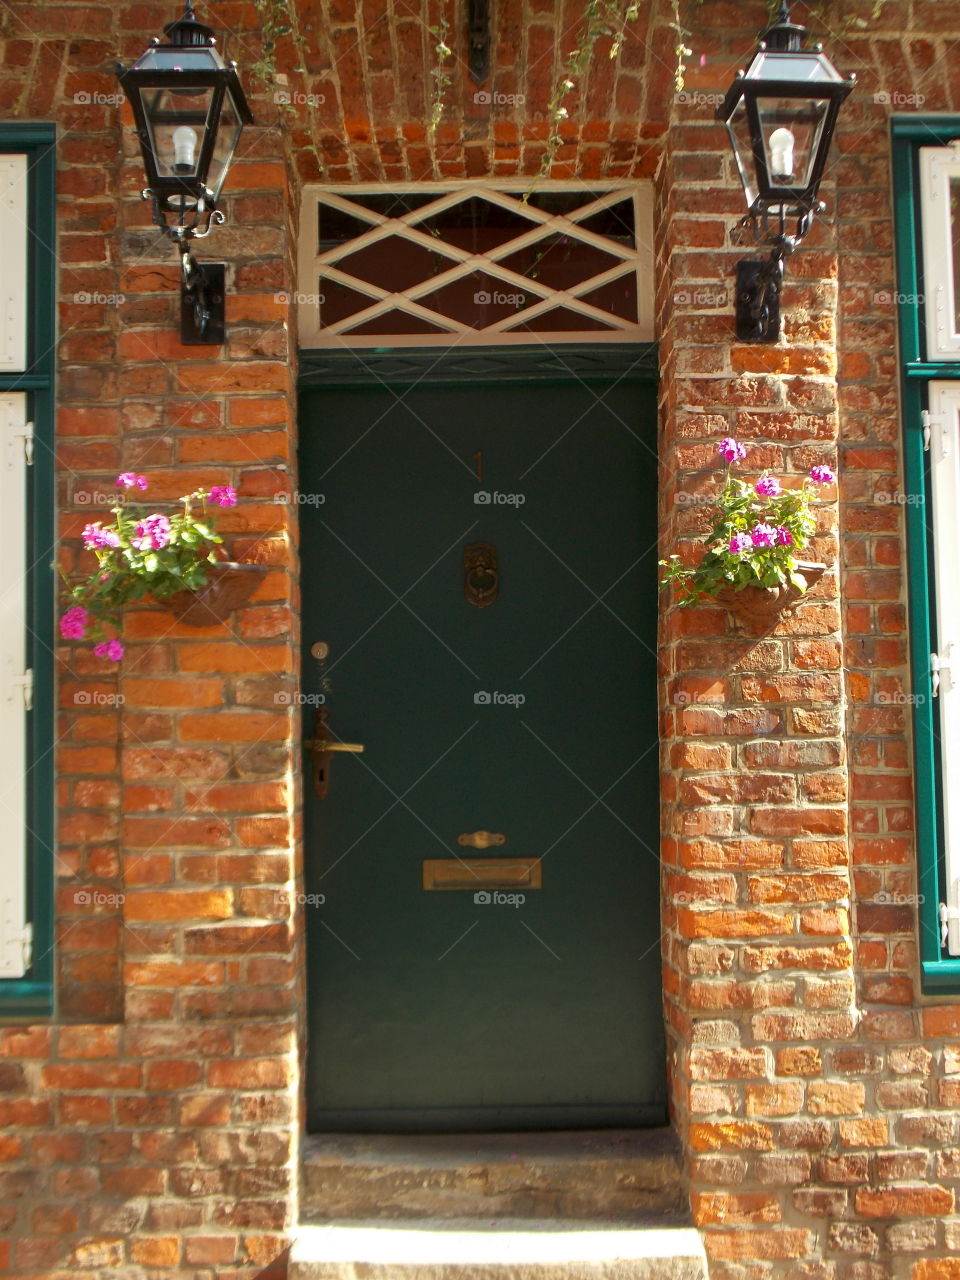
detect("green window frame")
(893, 116), (960, 992)
(0, 124), (56, 1017)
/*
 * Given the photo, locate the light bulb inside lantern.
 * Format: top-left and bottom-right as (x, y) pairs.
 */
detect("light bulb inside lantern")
(172, 126), (198, 173)
(769, 127), (795, 181)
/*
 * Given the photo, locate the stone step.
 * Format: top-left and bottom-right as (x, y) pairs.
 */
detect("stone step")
(289, 1221), (708, 1280)
(302, 1130), (687, 1222)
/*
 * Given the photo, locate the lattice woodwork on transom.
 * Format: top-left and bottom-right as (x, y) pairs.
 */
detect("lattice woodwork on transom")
(297, 182), (654, 349)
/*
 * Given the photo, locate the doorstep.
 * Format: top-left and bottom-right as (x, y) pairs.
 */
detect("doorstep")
(288, 1221), (709, 1280)
(301, 1129), (689, 1222)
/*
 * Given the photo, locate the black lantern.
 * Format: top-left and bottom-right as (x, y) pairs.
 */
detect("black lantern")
(116, 2), (254, 344)
(716, 1), (854, 342)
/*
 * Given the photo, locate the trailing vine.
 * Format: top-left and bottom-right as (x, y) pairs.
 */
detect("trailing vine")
(670, 0), (693, 95)
(528, 0), (891, 184)
(245, 0), (892, 178)
(767, 0), (889, 30)
(250, 0), (295, 91)
(249, 0), (324, 175)
(428, 0), (454, 133)
(537, 0), (642, 180)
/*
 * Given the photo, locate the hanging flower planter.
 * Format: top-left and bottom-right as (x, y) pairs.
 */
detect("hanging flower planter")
(58, 472), (244, 662)
(659, 438), (835, 617)
(713, 560), (827, 623)
(168, 561), (267, 627)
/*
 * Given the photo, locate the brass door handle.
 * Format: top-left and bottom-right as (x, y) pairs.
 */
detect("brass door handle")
(304, 708), (364, 799)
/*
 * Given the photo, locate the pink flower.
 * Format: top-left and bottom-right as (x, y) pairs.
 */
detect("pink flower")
(776, 526), (793, 546)
(754, 475), (782, 498)
(809, 465), (835, 485)
(208, 485), (237, 508)
(82, 522), (121, 550)
(131, 513), (172, 551)
(750, 522), (777, 548)
(93, 639), (125, 662)
(116, 472), (148, 490)
(729, 532), (752, 555)
(718, 437), (747, 465)
(59, 605), (89, 640)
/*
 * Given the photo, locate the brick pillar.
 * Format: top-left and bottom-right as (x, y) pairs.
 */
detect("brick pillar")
(657, 28), (852, 1275)
(46, 2), (301, 1271)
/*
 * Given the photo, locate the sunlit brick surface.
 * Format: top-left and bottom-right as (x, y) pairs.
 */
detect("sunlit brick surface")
(1, 0), (959, 1276)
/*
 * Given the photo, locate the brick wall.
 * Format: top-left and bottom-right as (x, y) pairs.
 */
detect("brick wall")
(658, 2), (960, 1279)
(3, 2), (300, 1275)
(3, 0), (960, 1276)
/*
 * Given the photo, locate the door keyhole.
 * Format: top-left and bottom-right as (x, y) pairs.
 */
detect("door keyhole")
(472, 450), (484, 484)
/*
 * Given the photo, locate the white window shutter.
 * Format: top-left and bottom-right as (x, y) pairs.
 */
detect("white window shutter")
(920, 147), (960, 361)
(0, 156), (27, 373)
(929, 383), (960, 955)
(0, 394), (29, 978)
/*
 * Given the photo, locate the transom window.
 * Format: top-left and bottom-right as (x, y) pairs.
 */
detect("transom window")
(297, 182), (654, 348)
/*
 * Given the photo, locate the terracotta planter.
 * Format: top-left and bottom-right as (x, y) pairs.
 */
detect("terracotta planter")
(713, 561), (827, 624)
(168, 562), (267, 627)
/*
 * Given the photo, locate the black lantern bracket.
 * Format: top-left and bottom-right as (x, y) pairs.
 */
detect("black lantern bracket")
(116, 2), (254, 346)
(180, 251), (226, 346)
(731, 201), (822, 344)
(468, 0), (491, 85)
(735, 250), (784, 346)
(716, 0), (855, 343)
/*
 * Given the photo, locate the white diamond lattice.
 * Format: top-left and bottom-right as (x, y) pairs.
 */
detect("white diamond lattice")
(297, 181), (654, 349)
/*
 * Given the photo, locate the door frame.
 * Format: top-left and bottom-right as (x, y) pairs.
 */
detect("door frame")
(295, 341), (663, 1131)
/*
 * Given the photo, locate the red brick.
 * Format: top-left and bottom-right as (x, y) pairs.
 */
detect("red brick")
(694, 1191), (781, 1225)
(123, 677), (224, 708)
(130, 1237), (181, 1266)
(124, 890), (233, 922)
(690, 1122), (775, 1152)
(207, 1058), (293, 1088)
(125, 960), (224, 987)
(856, 1185), (954, 1217)
(41, 1063), (141, 1089)
(705, 1229), (815, 1260)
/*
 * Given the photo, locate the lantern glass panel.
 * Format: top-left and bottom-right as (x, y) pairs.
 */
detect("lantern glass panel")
(207, 88), (243, 202)
(756, 96), (830, 191)
(748, 50), (846, 86)
(726, 100), (758, 208)
(141, 85), (214, 182)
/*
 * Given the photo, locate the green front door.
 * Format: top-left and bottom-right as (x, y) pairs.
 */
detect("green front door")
(300, 349), (665, 1132)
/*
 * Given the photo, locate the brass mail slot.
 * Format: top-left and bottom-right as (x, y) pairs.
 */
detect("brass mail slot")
(422, 858), (543, 891)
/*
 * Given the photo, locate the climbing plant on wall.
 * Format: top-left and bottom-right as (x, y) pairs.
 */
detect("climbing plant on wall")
(537, 0), (643, 179)
(250, 0), (295, 90)
(533, 0), (891, 177)
(246, 0), (891, 171)
(429, 0), (454, 133)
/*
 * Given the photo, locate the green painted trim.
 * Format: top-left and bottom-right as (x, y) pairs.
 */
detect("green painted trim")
(893, 120), (960, 989)
(892, 116), (960, 142)
(298, 343), (659, 388)
(0, 124), (55, 147)
(892, 129), (923, 366)
(922, 959), (960, 989)
(0, 123), (56, 1009)
(0, 375), (52, 391)
(904, 365), (960, 379)
(0, 982), (53, 1019)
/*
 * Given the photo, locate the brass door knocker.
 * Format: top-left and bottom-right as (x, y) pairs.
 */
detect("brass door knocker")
(464, 542), (499, 608)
